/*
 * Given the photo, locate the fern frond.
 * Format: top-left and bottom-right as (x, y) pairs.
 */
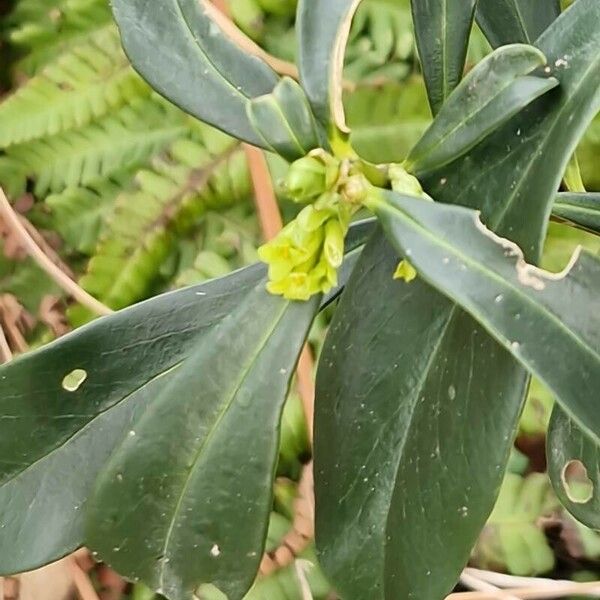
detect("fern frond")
(44, 169), (136, 255)
(174, 204), (259, 287)
(0, 156), (28, 198)
(5, 96), (187, 195)
(7, 0), (112, 75)
(76, 130), (251, 313)
(0, 249), (60, 313)
(0, 26), (147, 147)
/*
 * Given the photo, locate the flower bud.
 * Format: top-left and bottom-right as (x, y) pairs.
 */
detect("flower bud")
(341, 173), (370, 204)
(284, 156), (331, 203)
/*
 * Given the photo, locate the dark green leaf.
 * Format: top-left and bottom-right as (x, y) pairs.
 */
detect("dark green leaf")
(373, 190), (600, 446)
(477, 0), (561, 47)
(315, 232), (528, 600)
(315, 1), (600, 597)
(248, 77), (327, 162)
(547, 408), (600, 529)
(0, 266), (264, 575)
(297, 0), (361, 132)
(410, 0), (477, 114)
(111, 0), (278, 145)
(553, 193), (600, 235)
(405, 44), (558, 175)
(86, 284), (319, 600)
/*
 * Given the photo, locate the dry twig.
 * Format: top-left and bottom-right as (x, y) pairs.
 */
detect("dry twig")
(447, 578), (600, 600)
(0, 323), (11, 364)
(460, 572), (522, 600)
(0, 189), (112, 317)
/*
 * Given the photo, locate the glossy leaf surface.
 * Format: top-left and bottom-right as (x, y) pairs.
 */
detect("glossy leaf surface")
(406, 44), (558, 175)
(316, 1), (600, 598)
(553, 193), (600, 235)
(87, 283), (319, 600)
(374, 191), (600, 444)
(547, 408), (600, 530)
(0, 266), (264, 574)
(111, 0), (278, 145)
(477, 0), (561, 47)
(315, 232), (527, 600)
(297, 0), (361, 131)
(410, 0), (477, 114)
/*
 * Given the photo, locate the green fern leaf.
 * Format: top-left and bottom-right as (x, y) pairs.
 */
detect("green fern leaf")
(174, 204), (260, 287)
(345, 0), (413, 82)
(75, 129), (251, 316)
(5, 96), (187, 195)
(0, 26), (147, 147)
(7, 0), (112, 75)
(44, 169), (136, 255)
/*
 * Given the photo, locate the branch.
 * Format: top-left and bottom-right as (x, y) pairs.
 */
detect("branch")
(460, 572), (522, 600)
(68, 558), (101, 600)
(243, 145), (284, 241)
(0, 189), (112, 317)
(0, 324), (11, 364)
(447, 579), (600, 600)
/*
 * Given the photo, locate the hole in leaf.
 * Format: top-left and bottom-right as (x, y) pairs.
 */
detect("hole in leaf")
(562, 460), (594, 504)
(62, 368), (87, 392)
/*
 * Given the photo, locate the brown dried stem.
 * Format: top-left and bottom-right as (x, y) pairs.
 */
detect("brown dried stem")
(0, 189), (112, 317)
(447, 579), (600, 600)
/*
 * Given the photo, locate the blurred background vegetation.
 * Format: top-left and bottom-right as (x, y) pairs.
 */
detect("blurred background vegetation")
(0, 0), (599, 598)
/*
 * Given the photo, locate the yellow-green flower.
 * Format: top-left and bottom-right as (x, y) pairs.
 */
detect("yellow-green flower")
(393, 259), (417, 283)
(258, 205), (349, 301)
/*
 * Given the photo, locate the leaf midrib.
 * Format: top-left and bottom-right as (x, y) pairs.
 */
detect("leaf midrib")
(172, 0), (258, 102)
(412, 72), (548, 168)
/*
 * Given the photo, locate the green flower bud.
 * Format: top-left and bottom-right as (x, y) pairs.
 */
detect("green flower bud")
(284, 156), (332, 203)
(296, 205), (334, 233)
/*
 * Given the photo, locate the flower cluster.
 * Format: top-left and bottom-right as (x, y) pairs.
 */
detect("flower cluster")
(258, 153), (430, 300)
(258, 152), (367, 301)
